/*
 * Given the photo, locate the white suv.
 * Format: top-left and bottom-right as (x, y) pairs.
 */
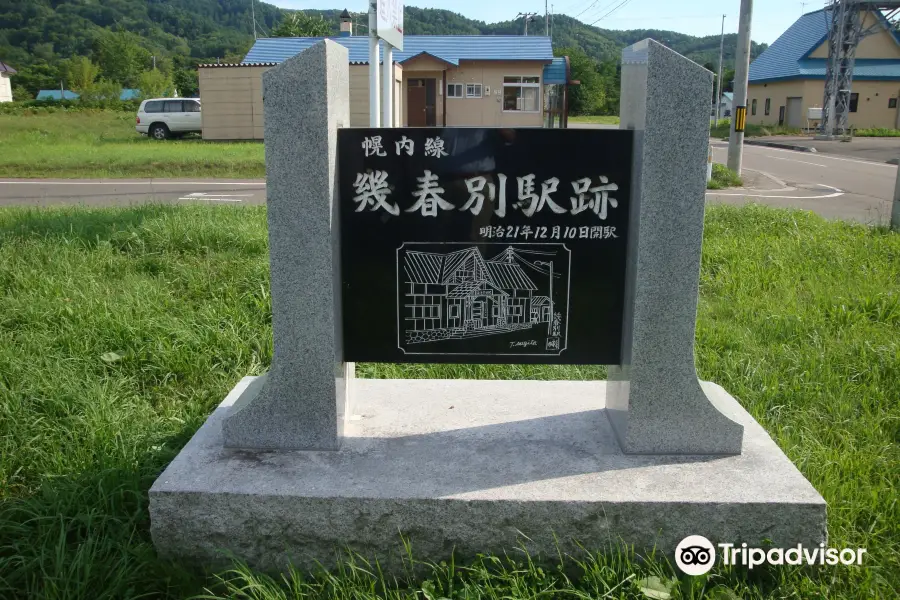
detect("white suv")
(136, 98), (202, 140)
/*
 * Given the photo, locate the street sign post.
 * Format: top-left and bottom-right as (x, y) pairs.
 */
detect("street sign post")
(376, 0), (404, 51)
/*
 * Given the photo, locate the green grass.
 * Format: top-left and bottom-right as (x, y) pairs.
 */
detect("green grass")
(0, 110), (265, 179)
(853, 127), (900, 137)
(710, 119), (802, 139)
(0, 204), (898, 599)
(568, 115), (620, 125)
(706, 163), (744, 190)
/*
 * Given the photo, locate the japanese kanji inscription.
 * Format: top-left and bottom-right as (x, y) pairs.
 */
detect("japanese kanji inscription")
(338, 128), (633, 364)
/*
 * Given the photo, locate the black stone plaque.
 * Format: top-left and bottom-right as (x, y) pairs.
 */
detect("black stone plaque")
(338, 127), (632, 364)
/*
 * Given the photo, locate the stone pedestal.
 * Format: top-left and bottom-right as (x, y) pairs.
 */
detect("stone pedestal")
(151, 377), (826, 572)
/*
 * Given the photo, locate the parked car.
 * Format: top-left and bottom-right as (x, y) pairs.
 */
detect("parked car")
(136, 98), (202, 140)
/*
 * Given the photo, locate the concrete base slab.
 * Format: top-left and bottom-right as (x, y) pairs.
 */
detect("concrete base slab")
(150, 377), (826, 573)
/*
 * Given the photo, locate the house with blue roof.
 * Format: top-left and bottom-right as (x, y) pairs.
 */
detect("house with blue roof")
(197, 11), (573, 140)
(747, 8), (900, 129)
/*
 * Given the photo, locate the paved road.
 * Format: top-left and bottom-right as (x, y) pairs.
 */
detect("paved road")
(1, 143), (896, 224)
(707, 141), (897, 224)
(0, 179), (267, 207)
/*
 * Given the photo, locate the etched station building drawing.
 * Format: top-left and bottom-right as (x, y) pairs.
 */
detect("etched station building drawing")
(398, 244), (569, 352)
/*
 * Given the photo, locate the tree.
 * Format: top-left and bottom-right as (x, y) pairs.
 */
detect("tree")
(138, 68), (173, 99)
(555, 46), (606, 116)
(81, 78), (122, 106)
(65, 56), (100, 93)
(11, 84), (31, 101)
(271, 12), (333, 37)
(173, 68), (199, 97)
(95, 30), (151, 88)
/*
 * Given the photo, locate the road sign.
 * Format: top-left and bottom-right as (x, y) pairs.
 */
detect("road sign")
(734, 105), (746, 132)
(376, 0), (403, 50)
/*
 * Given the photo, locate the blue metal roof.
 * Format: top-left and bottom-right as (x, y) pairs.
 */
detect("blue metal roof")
(749, 8), (900, 82)
(243, 35), (554, 66)
(36, 90), (80, 100)
(120, 89), (141, 100)
(543, 57), (568, 84)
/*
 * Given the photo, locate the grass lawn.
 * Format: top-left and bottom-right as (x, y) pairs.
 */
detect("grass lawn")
(0, 204), (898, 599)
(0, 111), (265, 179)
(568, 115), (620, 125)
(706, 163), (743, 190)
(709, 120), (802, 139)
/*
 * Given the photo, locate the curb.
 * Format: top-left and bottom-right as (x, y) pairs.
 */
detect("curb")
(744, 139), (817, 153)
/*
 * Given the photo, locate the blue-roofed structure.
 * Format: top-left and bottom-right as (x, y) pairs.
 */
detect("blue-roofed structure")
(746, 8), (900, 129)
(36, 90), (80, 101)
(749, 8), (900, 83)
(243, 35), (554, 66)
(198, 34), (577, 139)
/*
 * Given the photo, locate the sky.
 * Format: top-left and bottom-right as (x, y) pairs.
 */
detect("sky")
(270, 0), (833, 45)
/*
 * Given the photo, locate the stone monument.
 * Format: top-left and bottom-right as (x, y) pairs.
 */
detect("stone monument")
(149, 38), (826, 573)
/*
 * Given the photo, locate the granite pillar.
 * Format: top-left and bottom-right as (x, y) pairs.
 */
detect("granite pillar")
(222, 40), (353, 450)
(608, 39), (744, 455)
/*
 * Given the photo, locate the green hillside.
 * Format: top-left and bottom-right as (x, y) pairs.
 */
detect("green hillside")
(0, 1), (766, 99)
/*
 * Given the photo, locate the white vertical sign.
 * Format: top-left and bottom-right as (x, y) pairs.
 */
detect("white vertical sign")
(376, 0), (404, 51)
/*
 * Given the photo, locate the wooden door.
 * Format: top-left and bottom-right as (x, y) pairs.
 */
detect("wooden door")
(407, 84), (427, 127)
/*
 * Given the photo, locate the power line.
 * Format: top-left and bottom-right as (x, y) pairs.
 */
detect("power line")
(573, 0), (606, 19)
(589, 0), (637, 26)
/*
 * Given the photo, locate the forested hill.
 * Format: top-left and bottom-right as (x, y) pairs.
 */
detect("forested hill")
(1, 1), (766, 96)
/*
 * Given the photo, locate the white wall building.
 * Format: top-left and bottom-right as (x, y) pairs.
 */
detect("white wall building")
(0, 61), (16, 102)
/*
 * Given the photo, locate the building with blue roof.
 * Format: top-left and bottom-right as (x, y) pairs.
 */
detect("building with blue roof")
(198, 12), (575, 140)
(747, 8), (900, 129)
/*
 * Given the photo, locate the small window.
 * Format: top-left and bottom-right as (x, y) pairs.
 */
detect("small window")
(466, 83), (482, 98)
(764, 98), (771, 115)
(751, 99), (757, 115)
(447, 83), (463, 98)
(503, 75), (541, 112)
(849, 93), (859, 113)
(183, 101), (200, 112)
(164, 100), (183, 112)
(144, 100), (164, 113)
(890, 98), (898, 109)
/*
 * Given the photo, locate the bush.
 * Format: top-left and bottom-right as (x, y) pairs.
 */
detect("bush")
(853, 127), (900, 137)
(0, 99), (141, 115)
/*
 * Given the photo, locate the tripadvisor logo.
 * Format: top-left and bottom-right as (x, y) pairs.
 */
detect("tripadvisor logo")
(674, 536), (868, 575)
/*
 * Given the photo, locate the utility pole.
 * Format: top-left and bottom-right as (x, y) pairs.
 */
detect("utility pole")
(715, 14), (725, 123)
(516, 12), (537, 36)
(892, 160), (900, 230)
(550, 4), (554, 40)
(727, 0), (752, 175)
(251, 0), (257, 40)
(545, 0), (549, 36)
(368, 1), (380, 127)
(152, 55), (156, 70)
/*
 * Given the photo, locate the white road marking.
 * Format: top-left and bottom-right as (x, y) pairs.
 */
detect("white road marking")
(765, 156), (826, 167)
(0, 181), (265, 186)
(708, 183), (844, 199)
(711, 142), (895, 168)
(178, 192), (247, 202)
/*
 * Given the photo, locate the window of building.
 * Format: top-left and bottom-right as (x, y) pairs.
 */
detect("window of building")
(890, 98), (898, 109)
(751, 99), (757, 115)
(466, 83), (483, 98)
(447, 83), (463, 98)
(849, 93), (859, 113)
(503, 76), (540, 112)
(449, 304), (459, 318)
(764, 98), (770, 115)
